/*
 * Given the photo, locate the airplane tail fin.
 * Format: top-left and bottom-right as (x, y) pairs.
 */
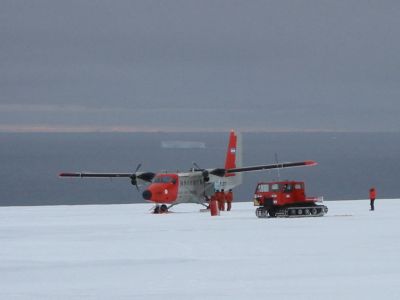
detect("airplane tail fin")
(224, 130), (237, 171)
(224, 130), (242, 184)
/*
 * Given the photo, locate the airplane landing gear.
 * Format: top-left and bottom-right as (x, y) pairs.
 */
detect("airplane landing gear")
(153, 204), (169, 214)
(160, 204), (168, 213)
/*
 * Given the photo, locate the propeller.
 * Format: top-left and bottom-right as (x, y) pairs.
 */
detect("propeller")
(130, 163), (142, 191)
(130, 163), (156, 191)
(192, 162), (210, 182)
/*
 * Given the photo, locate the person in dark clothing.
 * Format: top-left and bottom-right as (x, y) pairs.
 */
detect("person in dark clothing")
(369, 187), (376, 211)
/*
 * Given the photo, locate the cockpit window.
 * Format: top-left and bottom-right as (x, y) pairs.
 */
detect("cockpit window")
(154, 176), (173, 183)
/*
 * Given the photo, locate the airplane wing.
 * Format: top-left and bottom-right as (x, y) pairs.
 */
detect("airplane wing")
(59, 172), (132, 178)
(228, 160), (317, 173)
(59, 171), (156, 187)
(209, 160), (316, 176)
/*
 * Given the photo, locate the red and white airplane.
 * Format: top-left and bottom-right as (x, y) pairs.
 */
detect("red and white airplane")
(60, 130), (316, 213)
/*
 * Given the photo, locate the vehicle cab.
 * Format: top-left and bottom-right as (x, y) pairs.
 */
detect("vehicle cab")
(253, 180), (307, 207)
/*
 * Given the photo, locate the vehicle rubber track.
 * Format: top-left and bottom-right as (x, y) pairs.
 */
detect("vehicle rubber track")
(256, 205), (328, 218)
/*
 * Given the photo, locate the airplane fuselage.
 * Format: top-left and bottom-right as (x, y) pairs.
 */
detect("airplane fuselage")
(142, 172), (235, 205)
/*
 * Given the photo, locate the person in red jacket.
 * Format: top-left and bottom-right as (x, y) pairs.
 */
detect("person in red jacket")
(369, 187), (376, 211)
(207, 191), (219, 214)
(225, 189), (233, 211)
(217, 190), (225, 211)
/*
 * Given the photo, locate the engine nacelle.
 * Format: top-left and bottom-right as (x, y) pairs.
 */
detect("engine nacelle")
(202, 170), (210, 182)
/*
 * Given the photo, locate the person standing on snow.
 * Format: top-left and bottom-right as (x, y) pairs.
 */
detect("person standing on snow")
(369, 187), (376, 211)
(217, 190), (225, 211)
(225, 189), (233, 211)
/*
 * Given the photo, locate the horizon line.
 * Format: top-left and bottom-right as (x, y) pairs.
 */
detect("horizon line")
(0, 125), (398, 134)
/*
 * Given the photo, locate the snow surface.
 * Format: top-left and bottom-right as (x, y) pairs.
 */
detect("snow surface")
(1, 200), (400, 300)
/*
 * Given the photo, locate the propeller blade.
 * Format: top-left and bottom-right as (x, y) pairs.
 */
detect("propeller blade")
(192, 162), (201, 170)
(130, 163), (143, 191)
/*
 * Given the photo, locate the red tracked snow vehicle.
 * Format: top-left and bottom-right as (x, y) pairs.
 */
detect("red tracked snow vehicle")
(253, 180), (328, 218)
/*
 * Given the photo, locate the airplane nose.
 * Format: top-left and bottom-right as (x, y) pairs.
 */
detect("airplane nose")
(142, 190), (152, 200)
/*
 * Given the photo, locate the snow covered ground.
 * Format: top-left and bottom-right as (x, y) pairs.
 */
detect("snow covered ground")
(1, 199), (400, 300)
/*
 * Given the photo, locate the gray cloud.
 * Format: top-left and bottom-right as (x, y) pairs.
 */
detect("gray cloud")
(1, 0), (400, 131)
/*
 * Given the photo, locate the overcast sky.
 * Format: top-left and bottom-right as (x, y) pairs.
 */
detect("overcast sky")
(1, 0), (399, 132)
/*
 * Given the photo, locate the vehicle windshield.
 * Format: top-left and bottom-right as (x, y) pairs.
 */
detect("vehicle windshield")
(153, 176), (173, 183)
(282, 184), (293, 192)
(257, 184), (269, 192)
